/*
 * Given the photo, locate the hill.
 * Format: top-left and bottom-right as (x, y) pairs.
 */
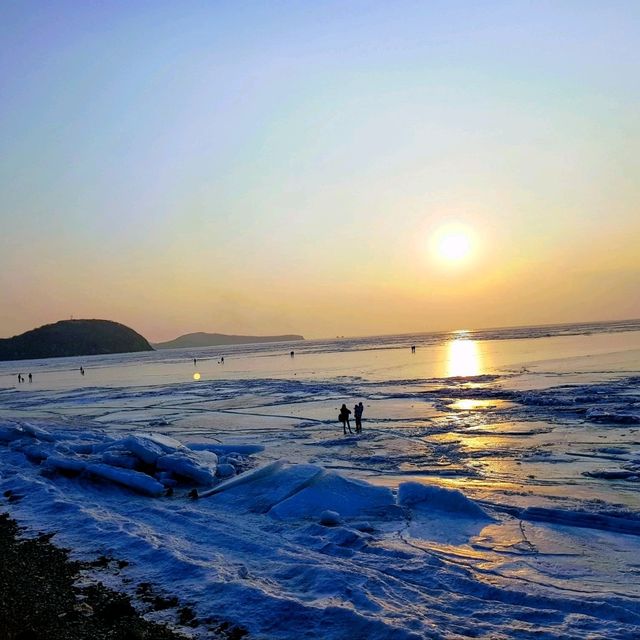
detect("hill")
(0, 320), (154, 361)
(154, 332), (305, 349)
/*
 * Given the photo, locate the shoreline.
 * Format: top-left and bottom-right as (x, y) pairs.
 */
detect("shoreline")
(0, 507), (247, 640)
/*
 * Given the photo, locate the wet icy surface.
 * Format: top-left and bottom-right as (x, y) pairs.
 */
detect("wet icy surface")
(1, 322), (640, 638)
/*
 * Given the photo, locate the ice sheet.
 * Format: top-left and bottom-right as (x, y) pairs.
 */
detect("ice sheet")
(1, 322), (640, 638)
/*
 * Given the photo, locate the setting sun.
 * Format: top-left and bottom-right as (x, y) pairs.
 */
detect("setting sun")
(432, 225), (474, 264)
(438, 232), (471, 261)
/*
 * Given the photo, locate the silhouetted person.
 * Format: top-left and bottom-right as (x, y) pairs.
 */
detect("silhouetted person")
(28, 373), (32, 383)
(193, 358), (197, 366)
(17, 374), (22, 383)
(411, 345), (416, 353)
(354, 402), (364, 433)
(221, 356), (224, 364)
(80, 366), (85, 375)
(339, 404), (352, 435)
(290, 351), (295, 357)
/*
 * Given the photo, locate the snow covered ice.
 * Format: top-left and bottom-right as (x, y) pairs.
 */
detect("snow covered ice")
(1, 321), (640, 638)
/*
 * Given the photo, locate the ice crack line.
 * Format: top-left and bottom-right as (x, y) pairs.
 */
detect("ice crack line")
(518, 520), (538, 554)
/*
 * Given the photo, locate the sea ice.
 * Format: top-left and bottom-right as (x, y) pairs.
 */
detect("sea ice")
(397, 481), (491, 519)
(142, 432), (187, 452)
(319, 509), (342, 526)
(43, 454), (87, 474)
(586, 408), (640, 424)
(269, 471), (396, 520)
(215, 463), (236, 478)
(1, 327), (640, 639)
(101, 449), (140, 470)
(189, 443), (265, 456)
(20, 422), (56, 441)
(207, 462), (323, 513)
(198, 460), (286, 498)
(68, 442), (104, 454)
(0, 424), (27, 443)
(120, 435), (165, 464)
(518, 505), (640, 535)
(85, 463), (166, 497)
(21, 444), (49, 462)
(156, 450), (218, 485)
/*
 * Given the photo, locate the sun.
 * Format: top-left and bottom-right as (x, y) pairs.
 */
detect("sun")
(433, 225), (474, 263)
(438, 233), (470, 261)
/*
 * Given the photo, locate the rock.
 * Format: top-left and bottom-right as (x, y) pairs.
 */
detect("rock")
(74, 602), (94, 616)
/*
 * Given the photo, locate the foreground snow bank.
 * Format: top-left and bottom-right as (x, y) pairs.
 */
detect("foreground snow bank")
(397, 482), (492, 519)
(1, 420), (495, 525)
(204, 459), (493, 523)
(3, 419), (640, 639)
(0, 421), (254, 496)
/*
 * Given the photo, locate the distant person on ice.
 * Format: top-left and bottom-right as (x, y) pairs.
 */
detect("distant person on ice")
(354, 402), (364, 433)
(28, 373), (32, 383)
(339, 404), (352, 435)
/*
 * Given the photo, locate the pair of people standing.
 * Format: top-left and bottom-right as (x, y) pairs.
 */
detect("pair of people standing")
(339, 402), (364, 435)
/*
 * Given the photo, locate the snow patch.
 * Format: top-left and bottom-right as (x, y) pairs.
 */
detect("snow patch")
(397, 481), (491, 519)
(270, 471), (396, 520)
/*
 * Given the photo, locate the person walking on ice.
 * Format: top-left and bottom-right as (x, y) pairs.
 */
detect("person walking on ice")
(339, 404), (352, 435)
(354, 401), (364, 433)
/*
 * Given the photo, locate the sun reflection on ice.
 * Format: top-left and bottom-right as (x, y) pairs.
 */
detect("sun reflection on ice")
(446, 338), (483, 377)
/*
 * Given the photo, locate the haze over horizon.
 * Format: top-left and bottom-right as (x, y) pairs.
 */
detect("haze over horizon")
(2, 2), (639, 343)
(2, 316), (640, 346)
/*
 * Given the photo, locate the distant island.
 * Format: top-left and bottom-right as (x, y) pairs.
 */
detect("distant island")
(0, 320), (154, 362)
(154, 332), (305, 349)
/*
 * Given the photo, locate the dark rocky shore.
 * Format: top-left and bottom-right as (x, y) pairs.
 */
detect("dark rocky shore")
(0, 511), (247, 640)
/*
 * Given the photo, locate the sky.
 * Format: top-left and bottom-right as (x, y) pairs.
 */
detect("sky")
(1, 1), (639, 341)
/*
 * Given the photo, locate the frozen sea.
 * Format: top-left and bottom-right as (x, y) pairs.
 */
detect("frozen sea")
(1, 319), (640, 639)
